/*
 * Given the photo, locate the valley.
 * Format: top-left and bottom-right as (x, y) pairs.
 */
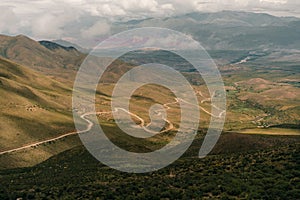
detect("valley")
(0, 54), (299, 169)
(0, 9), (299, 199)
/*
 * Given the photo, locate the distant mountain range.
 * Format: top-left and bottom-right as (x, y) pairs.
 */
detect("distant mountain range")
(0, 10), (299, 80)
(49, 11), (300, 66)
(52, 39), (90, 53)
(114, 11), (300, 51)
(0, 11), (298, 69)
(39, 41), (78, 52)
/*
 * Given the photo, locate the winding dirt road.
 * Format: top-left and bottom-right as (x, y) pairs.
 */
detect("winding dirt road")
(0, 113), (94, 155)
(0, 108), (174, 155)
(0, 91), (225, 155)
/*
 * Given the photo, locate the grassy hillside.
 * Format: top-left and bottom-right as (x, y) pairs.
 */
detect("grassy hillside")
(222, 64), (300, 130)
(0, 57), (82, 167)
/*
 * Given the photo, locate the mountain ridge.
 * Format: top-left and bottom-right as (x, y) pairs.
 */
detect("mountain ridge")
(118, 10), (300, 50)
(0, 34), (86, 83)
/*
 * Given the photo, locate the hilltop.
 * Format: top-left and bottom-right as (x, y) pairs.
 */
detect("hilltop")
(0, 34), (86, 84)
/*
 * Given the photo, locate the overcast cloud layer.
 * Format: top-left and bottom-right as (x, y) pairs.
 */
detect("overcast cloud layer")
(0, 0), (299, 47)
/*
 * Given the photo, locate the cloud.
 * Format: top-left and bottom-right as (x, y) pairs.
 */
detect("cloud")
(31, 14), (64, 38)
(261, 0), (287, 3)
(81, 20), (111, 38)
(0, 0), (299, 47)
(0, 6), (20, 34)
(119, 0), (158, 12)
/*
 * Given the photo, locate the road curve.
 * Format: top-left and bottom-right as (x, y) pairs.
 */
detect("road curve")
(0, 91), (224, 155)
(0, 113), (95, 155)
(0, 107), (174, 155)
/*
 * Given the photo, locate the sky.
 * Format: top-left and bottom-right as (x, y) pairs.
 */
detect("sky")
(0, 0), (299, 47)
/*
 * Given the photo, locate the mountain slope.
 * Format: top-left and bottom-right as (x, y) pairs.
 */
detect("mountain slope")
(0, 35), (86, 83)
(0, 136), (299, 199)
(52, 39), (90, 53)
(0, 57), (81, 167)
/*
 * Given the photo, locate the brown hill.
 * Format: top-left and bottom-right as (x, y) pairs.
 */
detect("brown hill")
(0, 34), (86, 84)
(0, 57), (82, 168)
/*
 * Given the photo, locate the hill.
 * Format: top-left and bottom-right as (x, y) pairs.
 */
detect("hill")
(39, 41), (78, 51)
(0, 57), (82, 168)
(0, 35), (86, 83)
(52, 39), (90, 53)
(0, 134), (299, 199)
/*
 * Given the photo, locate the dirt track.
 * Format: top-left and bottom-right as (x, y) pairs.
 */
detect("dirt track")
(0, 91), (225, 155)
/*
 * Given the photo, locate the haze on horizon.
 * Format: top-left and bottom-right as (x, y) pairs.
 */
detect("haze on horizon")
(0, 0), (299, 47)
